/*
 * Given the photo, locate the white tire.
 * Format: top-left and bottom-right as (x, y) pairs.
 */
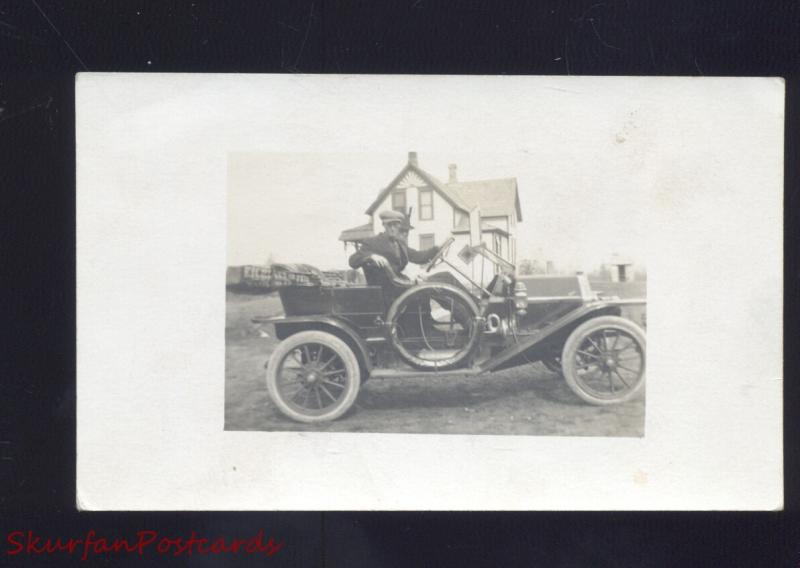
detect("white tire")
(266, 331), (361, 423)
(561, 316), (646, 405)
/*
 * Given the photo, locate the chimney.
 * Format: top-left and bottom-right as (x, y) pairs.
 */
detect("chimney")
(448, 163), (458, 183)
(408, 151), (418, 167)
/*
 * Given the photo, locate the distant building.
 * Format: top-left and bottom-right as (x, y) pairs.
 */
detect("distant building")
(339, 152), (522, 282)
(606, 254), (635, 282)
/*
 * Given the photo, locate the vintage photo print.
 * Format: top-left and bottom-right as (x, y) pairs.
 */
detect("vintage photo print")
(77, 74), (782, 510)
(227, 151), (647, 436)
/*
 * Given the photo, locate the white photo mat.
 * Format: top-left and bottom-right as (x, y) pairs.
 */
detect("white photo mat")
(77, 74), (783, 510)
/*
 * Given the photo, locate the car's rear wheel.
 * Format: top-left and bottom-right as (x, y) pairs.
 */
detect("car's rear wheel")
(561, 316), (646, 405)
(266, 331), (360, 423)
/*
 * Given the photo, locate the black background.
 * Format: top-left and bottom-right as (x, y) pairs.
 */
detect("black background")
(0, 1), (798, 566)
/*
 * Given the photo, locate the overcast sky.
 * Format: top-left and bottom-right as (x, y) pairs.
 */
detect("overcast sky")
(228, 149), (649, 272)
(226, 75), (779, 272)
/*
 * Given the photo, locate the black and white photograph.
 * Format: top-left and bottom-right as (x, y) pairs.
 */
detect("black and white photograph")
(226, 150), (647, 436)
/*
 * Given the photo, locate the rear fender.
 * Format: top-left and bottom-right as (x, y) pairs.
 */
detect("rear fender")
(263, 315), (373, 375)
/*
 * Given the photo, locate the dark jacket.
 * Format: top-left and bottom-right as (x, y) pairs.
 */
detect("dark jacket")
(349, 232), (438, 275)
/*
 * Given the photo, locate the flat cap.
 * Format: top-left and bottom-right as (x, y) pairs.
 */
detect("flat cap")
(379, 210), (413, 230)
(379, 210), (406, 223)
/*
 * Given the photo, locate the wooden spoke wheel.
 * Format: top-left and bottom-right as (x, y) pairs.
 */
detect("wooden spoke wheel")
(561, 316), (646, 405)
(266, 331), (360, 423)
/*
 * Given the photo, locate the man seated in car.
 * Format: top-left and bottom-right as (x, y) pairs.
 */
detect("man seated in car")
(350, 209), (475, 348)
(348, 209), (439, 294)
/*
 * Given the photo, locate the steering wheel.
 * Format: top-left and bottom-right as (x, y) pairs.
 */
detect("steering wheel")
(424, 236), (455, 273)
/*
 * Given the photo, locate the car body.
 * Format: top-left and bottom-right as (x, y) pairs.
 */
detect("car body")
(253, 239), (646, 423)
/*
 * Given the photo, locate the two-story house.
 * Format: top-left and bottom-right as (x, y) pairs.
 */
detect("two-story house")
(339, 152), (522, 283)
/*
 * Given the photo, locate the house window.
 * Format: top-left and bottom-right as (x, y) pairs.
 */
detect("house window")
(391, 190), (406, 212)
(453, 209), (469, 229)
(419, 188), (433, 220)
(419, 234), (435, 250)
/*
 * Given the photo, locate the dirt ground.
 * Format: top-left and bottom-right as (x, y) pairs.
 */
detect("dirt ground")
(225, 291), (645, 437)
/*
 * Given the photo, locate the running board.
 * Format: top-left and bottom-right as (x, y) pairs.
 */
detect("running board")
(369, 367), (486, 379)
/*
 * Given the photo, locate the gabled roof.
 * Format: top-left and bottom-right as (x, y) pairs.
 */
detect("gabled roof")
(365, 164), (473, 215)
(447, 178), (523, 221)
(338, 222), (374, 242)
(364, 157), (523, 222)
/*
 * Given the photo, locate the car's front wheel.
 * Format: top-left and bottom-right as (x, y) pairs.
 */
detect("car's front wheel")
(561, 316), (646, 405)
(266, 331), (361, 423)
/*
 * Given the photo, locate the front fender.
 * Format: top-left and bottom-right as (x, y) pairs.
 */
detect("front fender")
(484, 301), (636, 372)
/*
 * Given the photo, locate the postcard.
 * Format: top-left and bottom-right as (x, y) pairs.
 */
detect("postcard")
(77, 74), (783, 510)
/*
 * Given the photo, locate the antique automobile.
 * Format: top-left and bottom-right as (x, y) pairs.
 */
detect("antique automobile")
(252, 237), (646, 423)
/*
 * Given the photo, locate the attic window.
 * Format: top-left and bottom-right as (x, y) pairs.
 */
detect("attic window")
(391, 190), (406, 212)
